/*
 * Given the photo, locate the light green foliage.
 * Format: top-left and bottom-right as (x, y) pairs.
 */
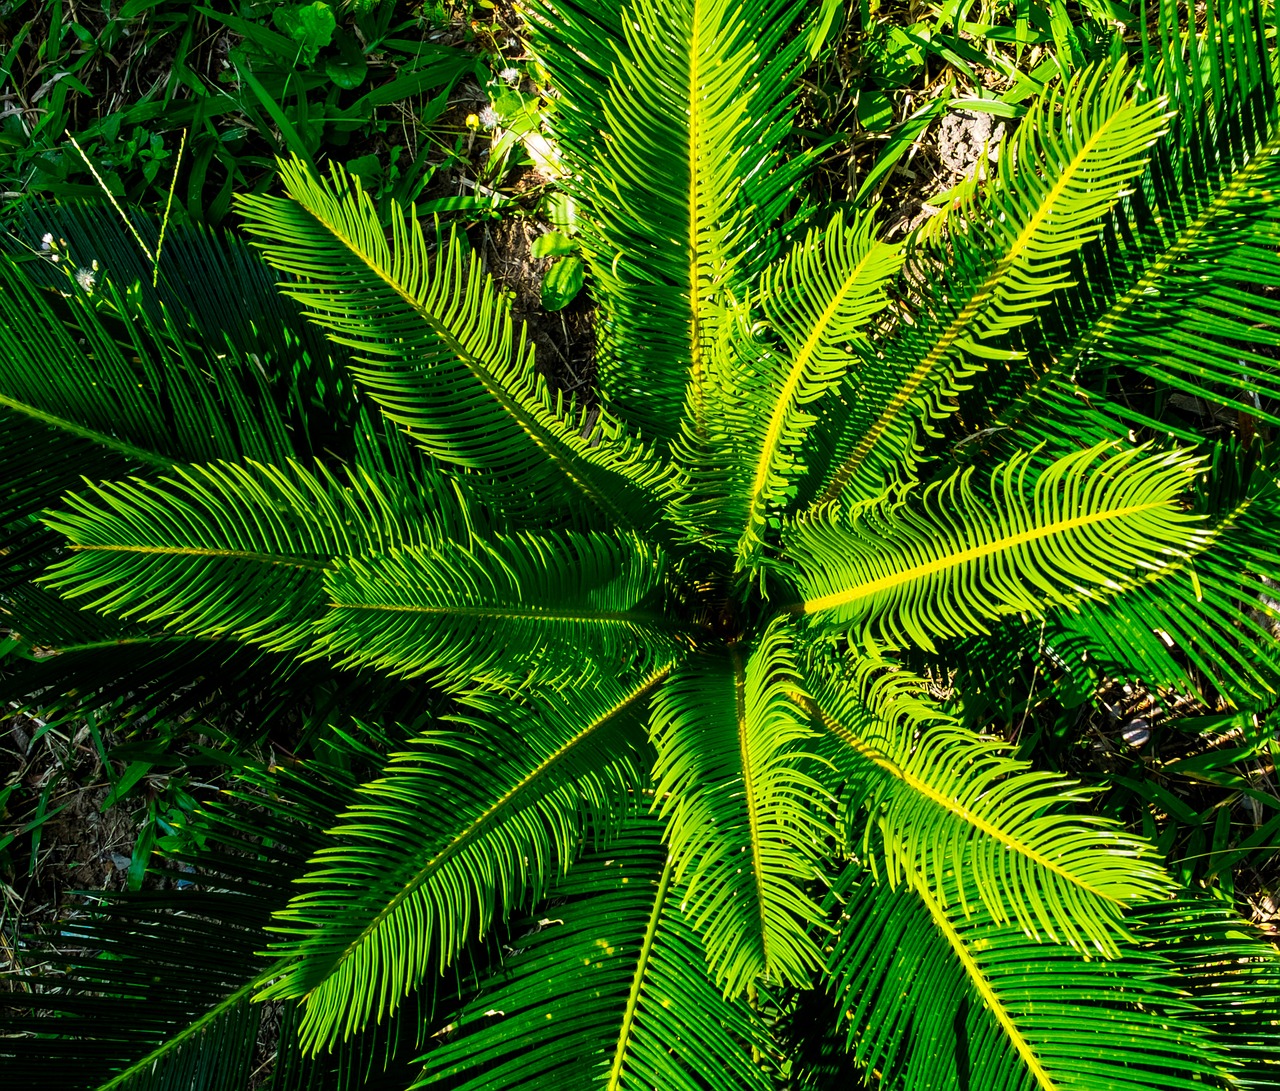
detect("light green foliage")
(3, 0), (1280, 1087)
(649, 623), (832, 993)
(786, 445), (1208, 650)
(411, 821), (776, 1090)
(273, 2), (338, 67)
(806, 657), (1172, 956)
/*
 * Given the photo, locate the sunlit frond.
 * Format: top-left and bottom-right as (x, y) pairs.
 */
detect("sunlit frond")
(236, 158), (672, 529)
(803, 654), (1172, 956)
(411, 820), (774, 1091)
(262, 668), (672, 1052)
(527, 0), (817, 441)
(785, 444), (1207, 652)
(670, 210), (901, 559)
(649, 620), (830, 994)
(827, 868), (1233, 1091)
(40, 459), (463, 652)
(312, 529), (679, 690)
(809, 61), (1171, 504)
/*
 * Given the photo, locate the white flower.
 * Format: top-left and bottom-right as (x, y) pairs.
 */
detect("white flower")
(40, 232), (53, 250)
(499, 66), (521, 85)
(75, 267), (96, 292)
(479, 104), (500, 130)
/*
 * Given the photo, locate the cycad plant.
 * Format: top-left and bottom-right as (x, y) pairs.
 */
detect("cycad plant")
(3, 0), (1280, 1086)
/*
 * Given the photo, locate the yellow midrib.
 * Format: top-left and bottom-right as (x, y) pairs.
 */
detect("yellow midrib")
(1000, 138), (1277, 427)
(802, 694), (1123, 907)
(102, 965), (287, 1091)
(685, 0), (706, 423)
(741, 246), (879, 546)
(801, 499), (1168, 616)
(1, 393), (176, 471)
(606, 853), (676, 1090)
(304, 664), (673, 992)
(331, 600), (658, 626)
(731, 644), (772, 968)
(818, 104), (1133, 505)
(67, 543), (330, 571)
(915, 881), (1061, 1091)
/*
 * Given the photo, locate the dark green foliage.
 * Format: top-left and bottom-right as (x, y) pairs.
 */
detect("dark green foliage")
(0, 1), (477, 226)
(2, 0), (1280, 1088)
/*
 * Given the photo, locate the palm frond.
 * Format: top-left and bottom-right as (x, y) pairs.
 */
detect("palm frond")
(1033, 442), (1280, 701)
(649, 621), (830, 994)
(0, 727), (381, 1090)
(0, 210), (370, 593)
(802, 654), (1173, 956)
(10, 199), (353, 448)
(313, 529), (677, 691)
(670, 210), (902, 559)
(526, 0), (817, 441)
(993, 0), (1280, 448)
(261, 667), (672, 1053)
(411, 818), (774, 1090)
(784, 444), (1207, 652)
(0, 250), (295, 486)
(235, 158), (672, 529)
(809, 60), (1171, 505)
(39, 459), (462, 653)
(1135, 897), (1280, 1090)
(827, 868), (1233, 1091)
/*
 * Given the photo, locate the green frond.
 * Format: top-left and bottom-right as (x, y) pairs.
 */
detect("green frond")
(9, 199), (353, 442)
(1035, 445), (1280, 701)
(312, 529), (678, 691)
(235, 158), (672, 529)
(993, 0), (1280, 448)
(0, 732), (377, 1091)
(810, 60), (1172, 505)
(411, 819), (773, 1090)
(827, 868), (1234, 1091)
(2, 909), (269, 1091)
(649, 621), (830, 995)
(40, 459), (462, 653)
(785, 444), (1207, 652)
(1135, 897), (1280, 1090)
(0, 249), (297, 506)
(526, 0), (817, 441)
(261, 668), (672, 1053)
(802, 655), (1173, 956)
(669, 210), (902, 559)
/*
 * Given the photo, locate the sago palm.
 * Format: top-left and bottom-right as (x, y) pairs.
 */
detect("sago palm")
(2, 0), (1280, 1086)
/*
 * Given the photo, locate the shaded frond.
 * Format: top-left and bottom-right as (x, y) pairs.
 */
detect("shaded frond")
(262, 667), (672, 1052)
(827, 868), (1233, 1091)
(411, 819), (773, 1090)
(0, 249), (299, 533)
(235, 158), (671, 529)
(1135, 897), (1280, 1090)
(312, 529), (678, 690)
(0, 728), (384, 1091)
(649, 621), (830, 994)
(785, 444), (1207, 652)
(802, 655), (1173, 956)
